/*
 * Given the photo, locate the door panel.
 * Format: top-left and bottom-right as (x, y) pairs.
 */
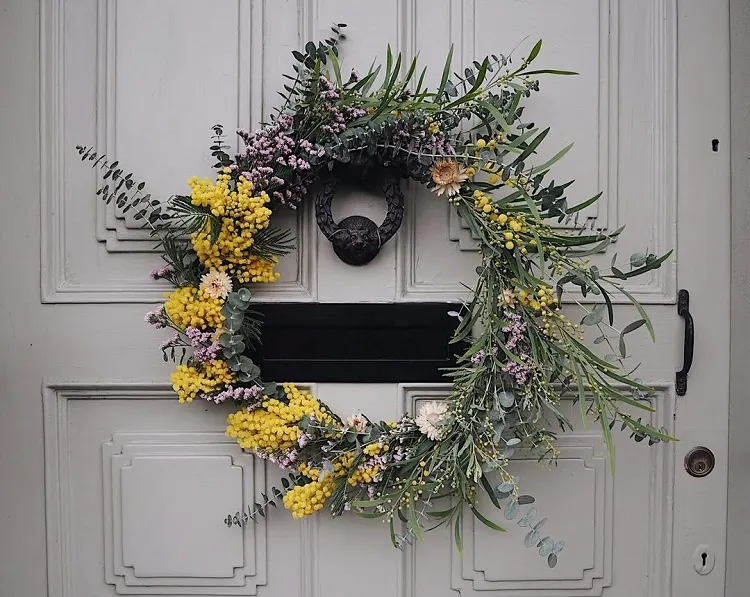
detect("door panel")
(0, 0), (731, 596)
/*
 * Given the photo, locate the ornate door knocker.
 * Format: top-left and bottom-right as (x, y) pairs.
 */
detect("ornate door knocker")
(315, 168), (405, 266)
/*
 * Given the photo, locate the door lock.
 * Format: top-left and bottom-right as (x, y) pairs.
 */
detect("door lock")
(684, 446), (715, 478)
(693, 544), (715, 575)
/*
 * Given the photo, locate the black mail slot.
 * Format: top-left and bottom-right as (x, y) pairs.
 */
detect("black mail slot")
(252, 303), (461, 383)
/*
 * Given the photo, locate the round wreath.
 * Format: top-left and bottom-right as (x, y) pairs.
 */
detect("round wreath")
(78, 26), (672, 566)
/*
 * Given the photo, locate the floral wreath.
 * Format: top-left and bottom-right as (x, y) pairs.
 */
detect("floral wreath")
(78, 25), (672, 567)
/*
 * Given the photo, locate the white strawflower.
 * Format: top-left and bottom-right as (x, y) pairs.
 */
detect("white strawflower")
(200, 270), (233, 299)
(415, 401), (449, 441)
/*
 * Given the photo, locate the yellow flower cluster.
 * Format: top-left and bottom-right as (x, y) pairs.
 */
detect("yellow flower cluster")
(225, 384), (332, 452)
(164, 286), (225, 330)
(472, 191), (539, 254)
(297, 462), (321, 480)
(188, 171), (280, 284)
(335, 445), (387, 486)
(519, 285), (559, 313)
(170, 360), (235, 403)
(348, 464), (381, 486)
(282, 477), (336, 519)
(474, 137), (497, 151)
(363, 442), (387, 456)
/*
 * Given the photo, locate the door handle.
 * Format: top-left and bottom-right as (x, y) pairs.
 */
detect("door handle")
(676, 289), (694, 396)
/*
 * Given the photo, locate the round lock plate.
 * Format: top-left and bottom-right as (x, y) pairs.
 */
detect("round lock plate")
(684, 446), (715, 478)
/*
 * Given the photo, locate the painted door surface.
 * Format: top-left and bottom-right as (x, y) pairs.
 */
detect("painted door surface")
(0, 1), (732, 597)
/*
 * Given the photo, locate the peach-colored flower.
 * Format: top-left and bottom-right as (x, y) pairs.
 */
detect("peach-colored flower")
(431, 161), (468, 197)
(501, 289), (517, 307)
(345, 413), (368, 432)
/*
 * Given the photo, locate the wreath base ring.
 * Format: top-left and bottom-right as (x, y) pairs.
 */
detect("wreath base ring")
(75, 28), (674, 566)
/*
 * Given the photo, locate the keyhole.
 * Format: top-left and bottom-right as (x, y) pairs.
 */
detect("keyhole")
(711, 139), (720, 152)
(701, 552), (708, 567)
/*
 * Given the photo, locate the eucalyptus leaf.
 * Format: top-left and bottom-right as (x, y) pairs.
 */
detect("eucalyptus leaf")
(524, 529), (541, 548)
(581, 304), (606, 326)
(630, 252), (648, 268)
(538, 537), (555, 556)
(517, 507), (537, 527)
(496, 481), (514, 494)
(504, 500), (519, 520)
(497, 391), (516, 408)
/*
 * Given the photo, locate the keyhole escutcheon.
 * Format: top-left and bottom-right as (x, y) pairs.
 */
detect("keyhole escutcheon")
(693, 544), (715, 575)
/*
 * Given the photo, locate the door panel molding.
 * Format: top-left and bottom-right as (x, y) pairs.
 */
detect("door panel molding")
(398, 383), (676, 597)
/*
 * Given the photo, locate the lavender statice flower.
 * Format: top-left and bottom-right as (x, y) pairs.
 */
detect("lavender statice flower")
(319, 76), (367, 135)
(207, 385), (263, 406)
(299, 139), (325, 158)
(502, 312), (527, 350)
(471, 346), (497, 366)
(159, 332), (182, 351)
(145, 305), (168, 329)
(343, 106), (368, 120)
(150, 264), (173, 280)
(471, 350), (486, 365)
(269, 449), (298, 471)
(236, 114), (316, 207)
(184, 326), (222, 362)
(298, 432), (311, 448)
(503, 354), (534, 385)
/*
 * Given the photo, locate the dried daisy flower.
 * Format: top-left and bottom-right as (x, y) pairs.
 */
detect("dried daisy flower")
(344, 413), (368, 432)
(501, 289), (517, 307)
(415, 401), (449, 441)
(431, 160), (468, 197)
(200, 270), (233, 300)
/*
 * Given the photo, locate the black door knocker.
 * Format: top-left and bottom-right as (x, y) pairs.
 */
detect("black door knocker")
(315, 165), (405, 266)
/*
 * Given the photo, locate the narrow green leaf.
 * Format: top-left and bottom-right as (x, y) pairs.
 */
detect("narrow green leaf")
(480, 474), (502, 510)
(527, 40), (543, 64)
(437, 44), (454, 98)
(328, 47), (342, 87)
(566, 192), (603, 214)
(619, 288), (655, 342)
(513, 128), (550, 165)
(530, 143), (574, 176)
(454, 514), (463, 557)
(522, 68), (578, 76)
(471, 507), (507, 532)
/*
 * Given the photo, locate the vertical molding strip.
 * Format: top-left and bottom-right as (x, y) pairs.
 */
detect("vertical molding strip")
(40, 0), (65, 303)
(649, 0), (678, 304)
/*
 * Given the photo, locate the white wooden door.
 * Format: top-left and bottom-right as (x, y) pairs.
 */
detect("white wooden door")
(0, 1), (732, 596)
